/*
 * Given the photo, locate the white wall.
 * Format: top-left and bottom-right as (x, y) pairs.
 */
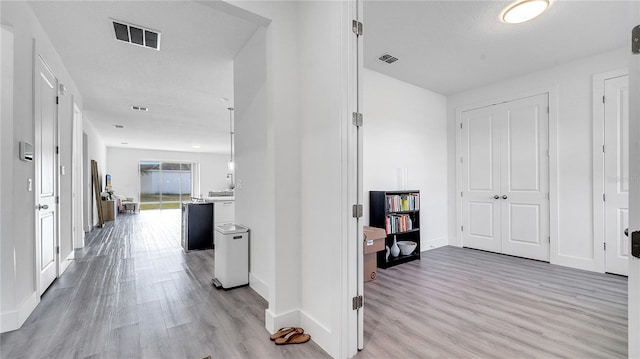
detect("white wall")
(227, 0), (303, 338)
(106, 147), (229, 202)
(363, 69), (448, 250)
(83, 118), (107, 228)
(227, 1), (356, 357)
(1, 25), (17, 333)
(448, 47), (628, 272)
(234, 26), (272, 300)
(0, 1), (88, 332)
(298, 2), (355, 356)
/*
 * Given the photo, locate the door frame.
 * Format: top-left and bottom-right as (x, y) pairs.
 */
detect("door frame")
(592, 68), (628, 274)
(455, 87), (559, 263)
(72, 101), (84, 248)
(627, 1), (640, 356)
(33, 50), (60, 297)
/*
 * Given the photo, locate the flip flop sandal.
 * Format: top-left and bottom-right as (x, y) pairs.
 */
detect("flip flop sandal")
(274, 331), (311, 345)
(269, 327), (303, 341)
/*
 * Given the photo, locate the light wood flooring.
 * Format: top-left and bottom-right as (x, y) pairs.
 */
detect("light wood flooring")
(0, 210), (330, 359)
(1, 210), (628, 358)
(358, 247), (627, 358)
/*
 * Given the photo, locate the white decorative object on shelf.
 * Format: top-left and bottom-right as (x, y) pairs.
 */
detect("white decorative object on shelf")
(390, 235), (400, 257)
(397, 241), (417, 256)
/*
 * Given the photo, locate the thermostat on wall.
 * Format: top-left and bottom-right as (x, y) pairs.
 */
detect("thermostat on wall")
(19, 141), (33, 162)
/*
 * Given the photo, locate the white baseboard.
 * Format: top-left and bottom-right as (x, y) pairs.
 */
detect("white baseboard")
(249, 272), (268, 300)
(552, 254), (599, 272)
(1, 291), (38, 333)
(300, 309), (338, 358)
(60, 250), (75, 275)
(421, 237), (448, 251)
(265, 308), (299, 334)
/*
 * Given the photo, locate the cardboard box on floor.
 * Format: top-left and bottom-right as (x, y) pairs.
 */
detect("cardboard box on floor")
(363, 226), (386, 282)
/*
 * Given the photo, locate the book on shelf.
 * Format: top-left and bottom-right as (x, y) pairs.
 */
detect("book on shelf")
(385, 213), (414, 234)
(385, 193), (420, 212)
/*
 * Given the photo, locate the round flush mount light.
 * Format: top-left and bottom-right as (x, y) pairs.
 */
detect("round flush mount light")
(191, 145), (201, 149)
(502, 0), (549, 24)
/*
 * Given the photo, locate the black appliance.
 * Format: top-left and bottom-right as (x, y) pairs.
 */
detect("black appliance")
(181, 202), (214, 252)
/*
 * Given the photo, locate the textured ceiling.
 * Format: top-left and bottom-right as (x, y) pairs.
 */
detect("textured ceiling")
(364, 0), (630, 95)
(29, 1), (259, 154)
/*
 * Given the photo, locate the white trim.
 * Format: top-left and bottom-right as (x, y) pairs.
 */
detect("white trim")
(344, 0), (361, 357)
(249, 272), (268, 300)
(455, 87), (558, 264)
(72, 102), (84, 249)
(300, 309), (335, 357)
(59, 249), (74, 275)
(265, 308), (299, 334)
(0, 292), (38, 333)
(592, 68), (629, 274)
(422, 237), (448, 251)
(628, 2), (640, 357)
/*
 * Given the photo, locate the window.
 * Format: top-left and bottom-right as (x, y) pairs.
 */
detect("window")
(139, 161), (192, 210)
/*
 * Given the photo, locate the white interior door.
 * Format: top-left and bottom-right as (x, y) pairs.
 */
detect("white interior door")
(462, 94), (549, 261)
(500, 94), (550, 261)
(461, 105), (502, 253)
(35, 55), (58, 294)
(604, 75), (630, 275)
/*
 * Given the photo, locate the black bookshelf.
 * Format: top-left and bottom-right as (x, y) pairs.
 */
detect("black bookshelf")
(370, 190), (421, 269)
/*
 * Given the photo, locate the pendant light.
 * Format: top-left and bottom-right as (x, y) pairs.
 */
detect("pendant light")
(226, 107), (235, 189)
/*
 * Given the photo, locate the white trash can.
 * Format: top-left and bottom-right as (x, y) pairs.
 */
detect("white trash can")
(212, 224), (249, 289)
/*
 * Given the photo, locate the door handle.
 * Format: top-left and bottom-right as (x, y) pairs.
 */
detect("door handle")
(502, 195), (508, 200)
(37, 204), (49, 210)
(632, 230), (640, 258)
(493, 195), (500, 199)
(625, 228), (629, 237)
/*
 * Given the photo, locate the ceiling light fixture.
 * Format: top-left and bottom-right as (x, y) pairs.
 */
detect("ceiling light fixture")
(502, 0), (549, 24)
(192, 145), (201, 149)
(121, 142), (128, 145)
(131, 105), (149, 111)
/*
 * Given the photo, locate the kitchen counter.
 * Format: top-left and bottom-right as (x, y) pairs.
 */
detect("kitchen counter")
(204, 196), (235, 202)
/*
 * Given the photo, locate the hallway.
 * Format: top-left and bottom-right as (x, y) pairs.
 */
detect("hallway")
(0, 210), (330, 358)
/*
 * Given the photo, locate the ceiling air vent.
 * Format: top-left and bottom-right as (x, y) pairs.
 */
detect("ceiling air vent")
(112, 20), (161, 50)
(378, 53), (399, 64)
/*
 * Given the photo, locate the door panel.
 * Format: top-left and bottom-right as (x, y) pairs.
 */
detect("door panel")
(462, 106), (501, 252)
(468, 114), (495, 191)
(507, 204), (540, 244)
(501, 94), (549, 261)
(468, 202), (495, 238)
(462, 93), (549, 261)
(605, 75), (629, 275)
(35, 55), (58, 294)
(40, 213), (56, 273)
(506, 106), (540, 191)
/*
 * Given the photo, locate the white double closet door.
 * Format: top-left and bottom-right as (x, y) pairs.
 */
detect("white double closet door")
(461, 93), (550, 261)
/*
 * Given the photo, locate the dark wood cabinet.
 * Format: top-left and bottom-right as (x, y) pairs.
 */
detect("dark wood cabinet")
(369, 190), (421, 269)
